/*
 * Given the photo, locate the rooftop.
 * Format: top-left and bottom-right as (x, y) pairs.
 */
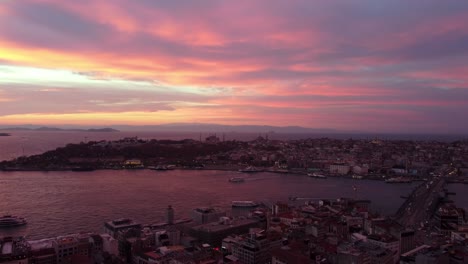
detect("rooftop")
(1, 242), (12, 255)
(105, 218), (141, 229)
(29, 239), (55, 251)
(367, 234), (399, 243)
(192, 218), (260, 233)
(194, 207), (223, 214)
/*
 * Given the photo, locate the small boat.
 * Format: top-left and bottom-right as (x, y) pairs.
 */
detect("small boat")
(229, 177), (245, 183)
(231, 201), (258, 208)
(385, 177), (412, 183)
(149, 165), (170, 171)
(71, 167), (95, 172)
(308, 173), (327, 179)
(0, 215), (27, 228)
(238, 166), (263, 173)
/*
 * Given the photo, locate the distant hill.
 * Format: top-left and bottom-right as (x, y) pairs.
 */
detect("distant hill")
(35, 127), (63, 131)
(112, 123), (340, 134)
(86, 128), (120, 132)
(0, 123), (339, 133)
(0, 127), (119, 132)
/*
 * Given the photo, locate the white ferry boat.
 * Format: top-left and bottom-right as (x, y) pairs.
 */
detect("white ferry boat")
(307, 173), (327, 179)
(229, 177), (245, 183)
(0, 215), (27, 228)
(231, 201), (258, 208)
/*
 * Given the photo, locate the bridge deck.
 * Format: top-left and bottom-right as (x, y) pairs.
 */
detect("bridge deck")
(394, 177), (445, 227)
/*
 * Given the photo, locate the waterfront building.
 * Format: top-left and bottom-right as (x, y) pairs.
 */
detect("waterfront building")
(166, 205), (174, 225)
(53, 235), (91, 264)
(155, 230), (170, 247)
(117, 228), (142, 263)
(0, 237), (30, 264)
(329, 164), (350, 175)
(29, 248), (56, 264)
(272, 202), (290, 216)
(117, 227), (157, 262)
(434, 204), (466, 235)
(190, 218), (264, 246)
(231, 229), (282, 264)
(100, 233), (119, 257)
(123, 159), (144, 169)
(391, 166), (408, 175)
(154, 227), (180, 247)
(191, 207), (226, 225)
(352, 165), (369, 175)
(104, 219), (141, 239)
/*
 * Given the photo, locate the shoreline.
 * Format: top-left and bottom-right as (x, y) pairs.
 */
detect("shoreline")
(0, 166), (421, 183)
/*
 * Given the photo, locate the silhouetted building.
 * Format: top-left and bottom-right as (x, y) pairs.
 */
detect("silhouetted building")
(167, 205), (174, 225)
(104, 219), (141, 239)
(191, 207), (226, 225)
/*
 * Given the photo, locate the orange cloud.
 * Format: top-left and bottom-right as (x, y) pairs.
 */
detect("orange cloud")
(1, 1), (468, 132)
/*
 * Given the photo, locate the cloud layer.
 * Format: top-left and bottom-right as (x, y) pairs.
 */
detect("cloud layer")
(1, 0), (467, 133)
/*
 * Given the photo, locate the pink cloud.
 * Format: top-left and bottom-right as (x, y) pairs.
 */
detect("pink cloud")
(1, 0), (468, 132)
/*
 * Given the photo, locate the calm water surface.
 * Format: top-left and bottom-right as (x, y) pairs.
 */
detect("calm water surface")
(0, 170), (421, 239)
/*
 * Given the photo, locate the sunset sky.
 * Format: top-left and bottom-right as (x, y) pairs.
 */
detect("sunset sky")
(1, 0), (467, 133)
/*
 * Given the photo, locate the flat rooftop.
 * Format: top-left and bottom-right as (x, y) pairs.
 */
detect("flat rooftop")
(29, 239), (55, 251)
(192, 218), (259, 233)
(194, 207), (223, 214)
(1, 242), (12, 255)
(52, 236), (81, 247)
(105, 218), (141, 230)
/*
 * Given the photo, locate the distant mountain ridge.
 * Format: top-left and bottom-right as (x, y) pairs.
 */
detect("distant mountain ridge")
(112, 123), (341, 133)
(0, 127), (119, 132)
(0, 123), (338, 133)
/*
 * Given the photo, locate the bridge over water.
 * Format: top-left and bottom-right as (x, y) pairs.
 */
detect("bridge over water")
(394, 177), (446, 227)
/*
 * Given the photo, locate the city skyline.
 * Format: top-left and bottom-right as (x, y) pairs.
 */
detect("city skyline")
(1, 1), (468, 133)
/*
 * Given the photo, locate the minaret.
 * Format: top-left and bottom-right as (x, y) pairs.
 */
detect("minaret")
(167, 205), (174, 225)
